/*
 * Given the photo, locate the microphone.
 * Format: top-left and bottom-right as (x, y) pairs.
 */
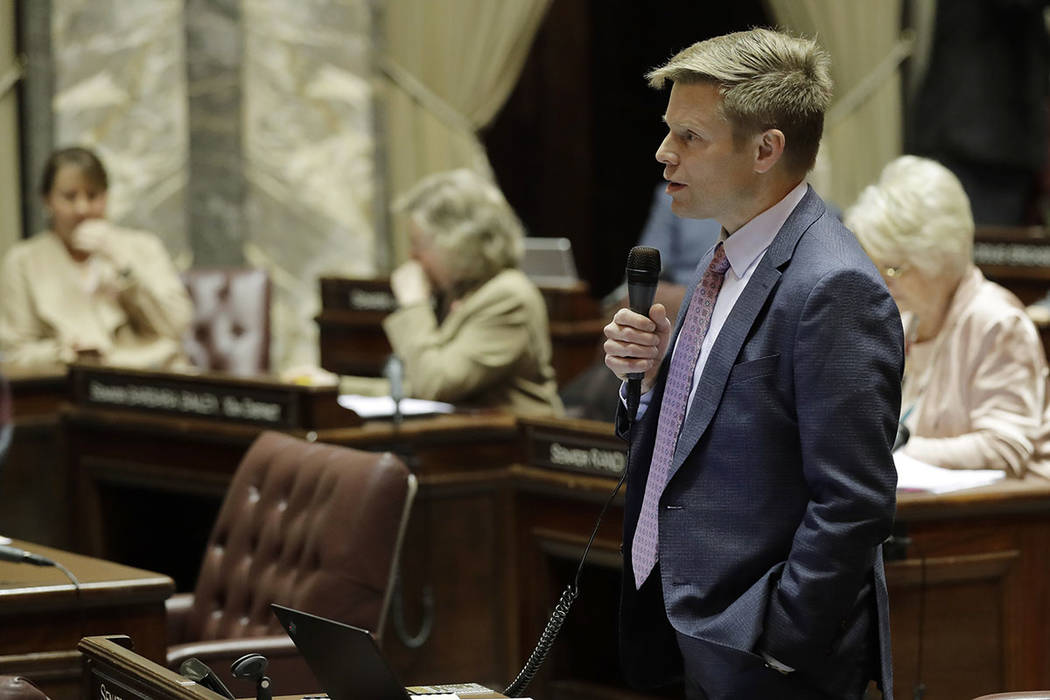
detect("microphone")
(180, 658), (235, 700)
(624, 246), (662, 421)
(231, 653), (271, 700)
(0, 543), (81, 591)
(384, 354), (405, 427)
(892, 421), (910, 452)
(0, 544), (56, 566)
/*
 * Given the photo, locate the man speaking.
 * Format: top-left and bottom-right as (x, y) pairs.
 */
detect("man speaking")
(603, 29), (902, 700)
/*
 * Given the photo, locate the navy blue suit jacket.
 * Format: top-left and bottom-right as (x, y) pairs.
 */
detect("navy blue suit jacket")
(617, 187), (902, 699)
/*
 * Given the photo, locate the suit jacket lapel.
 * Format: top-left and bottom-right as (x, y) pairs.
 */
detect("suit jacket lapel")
(667, 187), (825, 477)
(669, 263), (779, 474)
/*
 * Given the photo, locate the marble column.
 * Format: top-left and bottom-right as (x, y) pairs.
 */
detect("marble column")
(17, 0), (54, 241)
(242, 0), (376, 369)
(51, 0), (190, 265)
(186, 0), (245, 266)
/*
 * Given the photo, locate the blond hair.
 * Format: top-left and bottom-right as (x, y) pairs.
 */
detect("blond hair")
(395, 169), (524, 290)
(647, 28), (832, 174)
(845, 155), (974, 282)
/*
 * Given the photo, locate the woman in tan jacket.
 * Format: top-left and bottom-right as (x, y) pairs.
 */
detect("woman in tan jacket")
(0, 146), (192, 370)
(383, 169), (562, 416)
(846, 155), (1050, 479)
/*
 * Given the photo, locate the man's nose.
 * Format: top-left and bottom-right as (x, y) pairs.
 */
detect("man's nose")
(655, 134), (676, 165)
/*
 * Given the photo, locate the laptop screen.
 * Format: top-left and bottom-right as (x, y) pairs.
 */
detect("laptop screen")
(272, 604), (410, 700)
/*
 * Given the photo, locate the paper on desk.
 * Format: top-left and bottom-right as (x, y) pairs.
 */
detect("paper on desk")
(406, 696), (531, 700)
(338, 394), (454, 419)
(894, 451), (1005, 493)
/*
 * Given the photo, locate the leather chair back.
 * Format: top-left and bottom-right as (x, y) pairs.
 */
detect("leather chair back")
(973, 694), (1050, 699)
(181, 268), (270, 375)
(0, 677), (48, 700)
(184, 431), (415, 642)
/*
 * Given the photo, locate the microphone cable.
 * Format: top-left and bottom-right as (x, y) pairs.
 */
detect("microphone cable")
(52, 558), (82, 589)
(506, 248), (656, 695)
(0, 544), (84, 641)
(384, 355), (436, 650)
(503, 407), (637, 697)
(912, 548), (927, 700)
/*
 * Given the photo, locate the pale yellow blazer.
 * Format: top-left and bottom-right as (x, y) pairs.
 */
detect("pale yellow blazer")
(383, 268), (563, 416)
(0, 229), (192, 371)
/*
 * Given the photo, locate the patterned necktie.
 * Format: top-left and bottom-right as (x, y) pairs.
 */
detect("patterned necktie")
(632, 243), (731, 589)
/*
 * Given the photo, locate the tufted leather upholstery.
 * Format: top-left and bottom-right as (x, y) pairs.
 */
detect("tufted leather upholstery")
(973, 694), (1050, 699)
(0, 677), (48, 700)
(166, 431), (416, 695)
(181, 268), (271, 375)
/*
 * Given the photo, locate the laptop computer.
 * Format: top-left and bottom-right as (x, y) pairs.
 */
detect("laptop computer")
(520, 237), (578, 288)
(271, 604), (494, 699)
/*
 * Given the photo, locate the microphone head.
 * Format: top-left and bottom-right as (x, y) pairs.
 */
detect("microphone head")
(892, 421), (910, 452)
(626, 246), (661, 275)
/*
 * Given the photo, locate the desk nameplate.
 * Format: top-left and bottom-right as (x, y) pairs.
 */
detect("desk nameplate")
(320, 276), (398, 312)
(521, 417), (626, 477)
(70, 365), (360, 430)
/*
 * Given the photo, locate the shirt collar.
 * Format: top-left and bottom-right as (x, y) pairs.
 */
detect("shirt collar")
(720, 181), (809, 279)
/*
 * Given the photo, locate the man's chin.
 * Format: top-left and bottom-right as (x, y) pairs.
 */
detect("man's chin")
(669, 199), (702, 219)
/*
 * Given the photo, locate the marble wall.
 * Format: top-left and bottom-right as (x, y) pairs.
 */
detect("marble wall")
(186, 0), (245, 266)
(52, 0), (191, 266)
(40, 0), (379, 370)
(17, 0), (54, 242)
(242, 0), (377, 369)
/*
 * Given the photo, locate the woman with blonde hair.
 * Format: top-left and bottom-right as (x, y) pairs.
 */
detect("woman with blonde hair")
(846, 155), (1050, 478)
(383, 169), (562, 416)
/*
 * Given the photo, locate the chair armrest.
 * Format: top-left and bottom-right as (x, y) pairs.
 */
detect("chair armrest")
(0, 676), (49, 700)
(167, 635), (318, 697)
(165, 592), (195, 645)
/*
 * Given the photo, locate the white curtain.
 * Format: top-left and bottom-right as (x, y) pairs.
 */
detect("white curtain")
(765, 0), (910, 211)
(379, 0), (551, 264)
(0, 0), (21, 259)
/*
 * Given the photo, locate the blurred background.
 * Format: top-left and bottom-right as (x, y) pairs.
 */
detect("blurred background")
(1, 0), (1047, 370)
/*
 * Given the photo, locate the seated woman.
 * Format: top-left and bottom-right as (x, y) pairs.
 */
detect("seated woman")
(0, 146), (192, 370)
(383, 169), (562, 416)
(846, 155), (1050, 478)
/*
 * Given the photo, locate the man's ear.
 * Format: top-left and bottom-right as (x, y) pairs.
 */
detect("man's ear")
(753, 129), (786, 174)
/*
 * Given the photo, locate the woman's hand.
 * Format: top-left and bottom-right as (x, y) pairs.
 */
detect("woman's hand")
(70, 219), (120, 264)
(390, 259), (432, 307)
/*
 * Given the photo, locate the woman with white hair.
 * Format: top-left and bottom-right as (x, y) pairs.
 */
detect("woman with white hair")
(382, 169), (562, 416)
(846, 155), (1050, 478)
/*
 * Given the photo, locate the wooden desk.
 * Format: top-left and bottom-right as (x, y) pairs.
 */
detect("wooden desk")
(60, 377), (1050, 699)
(79, 635), (508, 700)
(315, 276), (604, 386)
(509, 417), (1050, 700)
(63, 364), (363, 591)
(889, 480), (1050, 699)
(0, 368), (70, 548)
(974, 225), (1050, 305)
(80, 635), (234, 700)
(0, 541), (173, 700)
(62, 365), (522, 689)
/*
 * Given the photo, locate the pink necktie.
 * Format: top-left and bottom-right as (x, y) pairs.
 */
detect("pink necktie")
(632, 243), (731, 589)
